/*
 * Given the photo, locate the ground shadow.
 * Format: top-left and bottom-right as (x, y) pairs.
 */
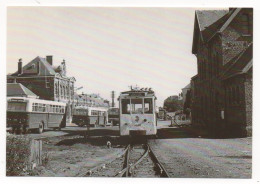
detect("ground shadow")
(56, 136), (131, 147)
(157, 127), (198, 139)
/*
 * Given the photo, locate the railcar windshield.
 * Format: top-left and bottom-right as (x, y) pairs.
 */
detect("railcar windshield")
(121, 98), (154, 114)
(7, 102), (27, 112)
(131, 99), (143, 114)
(122, 99), (131, 114)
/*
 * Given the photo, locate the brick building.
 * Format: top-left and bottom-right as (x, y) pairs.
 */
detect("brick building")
(7, 56), (76, 125)
(191, 8), (253, 137)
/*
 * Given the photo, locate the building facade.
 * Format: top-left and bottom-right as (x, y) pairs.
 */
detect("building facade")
(73, 93), (110, 108)
(7, 56), (76, 125)
(191, 8), (253, 137)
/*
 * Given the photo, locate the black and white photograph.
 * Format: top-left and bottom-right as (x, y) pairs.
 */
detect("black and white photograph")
(1, 0), (259, 182)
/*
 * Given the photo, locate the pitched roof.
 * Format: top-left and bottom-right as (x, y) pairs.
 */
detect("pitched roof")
(219, 8), (242, 32)
(221, 43), (252, 80)
(196, 10), (228, 32)
(7, 83), (38, 98)
(182, 83), (191, 90)
(192, 10), (229, 54)
(12, 56), (56, 76)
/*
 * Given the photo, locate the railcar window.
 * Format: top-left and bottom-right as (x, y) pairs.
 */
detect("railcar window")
(144, 98), (153, 114)
(131, 99), (143, 114)
(122, 99), (130, 114)
(8, 102), (27, 111)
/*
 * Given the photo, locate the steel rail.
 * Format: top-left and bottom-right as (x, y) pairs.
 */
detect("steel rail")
(115, 144), (149, 177)
(128, 145), (149, 175)
(147, 144), (170, 177)
(77, 144), (130, 177)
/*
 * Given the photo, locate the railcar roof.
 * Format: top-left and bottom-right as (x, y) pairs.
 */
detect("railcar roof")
(120, 89), (155, 97)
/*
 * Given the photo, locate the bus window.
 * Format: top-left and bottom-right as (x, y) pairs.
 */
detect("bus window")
(131, 99), (143, 114)
(43, 104), (46, 112)
(56, 106), (59, 113)
(91, 110), (98, 116)
(38, 103), (43, 112)
(8, 102), (27, 111)
(33, 103), (39, 111)
(144, 98), (153, 114)
(122, 99), (130, 114)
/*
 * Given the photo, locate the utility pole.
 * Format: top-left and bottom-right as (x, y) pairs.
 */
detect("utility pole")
(111, 91), (115, 107)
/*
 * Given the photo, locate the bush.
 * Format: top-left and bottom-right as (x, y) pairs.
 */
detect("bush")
(6, 134), (31, 176)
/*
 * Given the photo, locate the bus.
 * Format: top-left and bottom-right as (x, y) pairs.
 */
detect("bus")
(72, 106), (108, 127)
(158, 107), (167, 120)
(108, 107), (119, 126)
(118, 88), (157, 136)
(7, 97), (66, 133)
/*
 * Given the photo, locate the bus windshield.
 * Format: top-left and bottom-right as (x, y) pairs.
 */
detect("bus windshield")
(7, 102), (27, 111)
(74, 109), (88, 115)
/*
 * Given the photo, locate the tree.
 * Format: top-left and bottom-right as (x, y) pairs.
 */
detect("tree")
(163, 95), (183, 112)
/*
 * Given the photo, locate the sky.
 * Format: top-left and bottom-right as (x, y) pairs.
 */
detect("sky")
(7, 7), (199, 107)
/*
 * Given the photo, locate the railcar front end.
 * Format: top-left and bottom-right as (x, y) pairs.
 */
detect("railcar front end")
(119, 89), (157, 137)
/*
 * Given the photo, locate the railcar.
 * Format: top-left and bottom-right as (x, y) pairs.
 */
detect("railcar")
(72, 106), (108, 127)
(7, 97), (66, 133)
(119, 88), (157, 136)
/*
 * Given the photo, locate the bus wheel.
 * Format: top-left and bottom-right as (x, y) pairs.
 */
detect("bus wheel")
(22, 126), (29, 134)
(78, 122), (84, 127)
(58, 124), (62, 131)
(38, 122), (44, 134)
(11, 127), (16, 134)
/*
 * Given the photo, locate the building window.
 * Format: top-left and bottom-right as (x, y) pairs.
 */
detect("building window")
(236, 86), (240, 104)
(229, 87), (232, 105)
(62, 86), (65, 99)
(60, 84), (63, 98)
(55, 83), (58, 97)
(45, 78), (51, 88)
(241, 14), (249, 34)
(225, 88), (228, 105)
(66, 86), (69, 99)
(232, 87), (236, 104)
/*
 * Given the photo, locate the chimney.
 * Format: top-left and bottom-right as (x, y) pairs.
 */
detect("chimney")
(229, 8), (236, 12)
(18, 58), (23, 75)
(46, 55), (53, 65)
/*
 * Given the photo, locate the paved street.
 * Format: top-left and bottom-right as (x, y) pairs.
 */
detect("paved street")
(17, 120), (252, 178)
(149, 138), (251, 178)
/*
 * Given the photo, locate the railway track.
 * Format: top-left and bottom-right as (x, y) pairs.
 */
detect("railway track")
(82, 143), (170, 178)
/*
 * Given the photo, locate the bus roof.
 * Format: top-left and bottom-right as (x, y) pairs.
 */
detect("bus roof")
(74, 106), (108, 111)
(7, 97), (66, 106)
